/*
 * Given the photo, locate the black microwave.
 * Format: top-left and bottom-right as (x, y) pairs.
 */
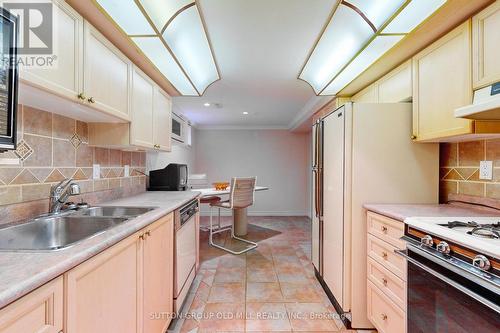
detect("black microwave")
(0, 8), (18, 151)
(148, 163), (188, 191)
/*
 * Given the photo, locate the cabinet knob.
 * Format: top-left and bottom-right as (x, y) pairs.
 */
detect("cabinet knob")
(381, 226), (388, 233)
(382, 251), (388, 259)
(380, 313), (388, 321)
(410, 134), (417, 140)
(77, 93), (86, 101)
(145, 230), (151, 237)
(139, 234), (145, 240)
(154, 144), (160, 149)
(87, 97), (96, 104)
(382, 277), (388, 286)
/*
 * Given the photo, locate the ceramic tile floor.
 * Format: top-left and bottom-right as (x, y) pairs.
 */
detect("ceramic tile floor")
(169, 216), (371, 333)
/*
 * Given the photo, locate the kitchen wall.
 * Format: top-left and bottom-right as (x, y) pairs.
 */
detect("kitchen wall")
(146, 130), (196, 174)
(0, 105), (147, 224)
(440, 139), (500, 202)
(194, 129), (310, 216)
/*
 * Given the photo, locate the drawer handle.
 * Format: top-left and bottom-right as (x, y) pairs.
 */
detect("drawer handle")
(381, 226), (388, 233)
(382, 277), (388, 286)
(382, 251), (388, 259)
(381, 313), (388, 321)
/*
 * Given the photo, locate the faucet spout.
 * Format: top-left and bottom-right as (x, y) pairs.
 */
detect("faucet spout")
(49, 178), (81, 214)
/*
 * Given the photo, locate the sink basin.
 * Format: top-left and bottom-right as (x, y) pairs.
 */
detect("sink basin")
(0, 216), (128, 251)
(73, 206), (155, 218)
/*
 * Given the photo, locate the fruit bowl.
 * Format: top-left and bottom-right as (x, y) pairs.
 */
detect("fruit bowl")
(213, 182), (230, 191)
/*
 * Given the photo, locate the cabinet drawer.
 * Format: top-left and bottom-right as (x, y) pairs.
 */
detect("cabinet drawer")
(367, 257), (406, 310)
(367, 212), (405, 249)
(367, 280), (405, 333)
(368, 234), (406, 281)
(0, 276), (63, 333)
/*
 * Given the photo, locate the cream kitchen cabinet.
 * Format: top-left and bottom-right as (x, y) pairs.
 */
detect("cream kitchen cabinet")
(351, 84), (378, 103)
(412, 21), (472, 141)
(20, 0), (83, 101)
(472, 1), (500, 89)
(378, 60), (412, 103)
(0, 277), (63, 333)
(142, 214), (174, 333)
(89, 67), (172, 151)
(65, 213), (174, 333)
(83, 22), (131, 120)
(65, 230), (141, 333)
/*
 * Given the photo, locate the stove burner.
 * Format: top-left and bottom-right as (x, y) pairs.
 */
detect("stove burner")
(440, 221), (500, 239)
(445, 221), (480, 228)
(467, 226), (500, 239)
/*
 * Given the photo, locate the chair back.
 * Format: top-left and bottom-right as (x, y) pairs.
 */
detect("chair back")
(230, 177), (256, 208)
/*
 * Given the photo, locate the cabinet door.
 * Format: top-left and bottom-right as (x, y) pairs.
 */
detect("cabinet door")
(153, 87), (172, 152)
(142, 214), (174, 333)
(65, 233), (141, 333)
(0, 277), (63, 333)
(20, 0), (83, 101)
(472, 1), (500, 89)
(352, 84), (378, 103)
(83, 22), (130, 120)
(378, 60), (412, 103)
(412, 21), (473, 141)
(131, 67), (155, 149)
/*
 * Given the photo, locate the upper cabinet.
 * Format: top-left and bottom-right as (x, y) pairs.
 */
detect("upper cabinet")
(351, 85), (378, 103)
(412, 21), (473, 141)
(154, 87), (173, 152)
(472, 1), (500, 89)
(83, 22), (131, 119)
(130, 67), (155, 149)
(378, 60), (412, 103)
(20, 0), (83, 101)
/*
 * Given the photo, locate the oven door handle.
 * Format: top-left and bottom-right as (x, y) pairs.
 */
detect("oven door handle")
(395, 249), (500, 314)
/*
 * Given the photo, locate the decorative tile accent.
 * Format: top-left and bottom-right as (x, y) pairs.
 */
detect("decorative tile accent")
(76, 121), (88, 143)
(14, 140), (33, 161)
(11, 169), (39, 185)
(45, 169), (65, 183)
(70, 133), (82, 149)
(0, 168), (23, 185)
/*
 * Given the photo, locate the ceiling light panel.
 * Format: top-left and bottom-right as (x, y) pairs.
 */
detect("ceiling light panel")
(96, 0), (155, 35)
(95, 0), (219, 96)
(322, 35), (403, 95)
(138, 0), (194, 32)
(348, 0), (405, 29)
(299, 5), (373, 94)
(163, 6), (219, 94)
(383, 0), (447, 34)
(132, 37), (198, 95)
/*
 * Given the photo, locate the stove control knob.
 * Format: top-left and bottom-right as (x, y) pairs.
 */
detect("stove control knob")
(473, 255), (491, 271)
(421, 235), (434, 247)
(436, 241), (451, 255)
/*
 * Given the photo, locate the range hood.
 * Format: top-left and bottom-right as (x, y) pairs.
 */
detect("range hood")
(455, 83), (500, 120)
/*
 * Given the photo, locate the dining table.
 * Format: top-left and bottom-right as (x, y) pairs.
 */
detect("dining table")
(195, 186), (269, 236)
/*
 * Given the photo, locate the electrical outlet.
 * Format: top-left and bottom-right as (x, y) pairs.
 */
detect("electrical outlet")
(124, 165), (130, 177)
(479, 161), (493, 180)
(93, 164), (100, 179)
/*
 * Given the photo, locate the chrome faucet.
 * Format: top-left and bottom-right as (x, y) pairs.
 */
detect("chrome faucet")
(49, 178), (81, 214)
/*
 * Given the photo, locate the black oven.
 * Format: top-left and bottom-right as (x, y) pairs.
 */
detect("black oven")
(0, 8), (17, 151)
(397, 242), (500, 333)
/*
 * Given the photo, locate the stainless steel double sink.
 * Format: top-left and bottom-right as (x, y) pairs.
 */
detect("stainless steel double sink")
(0, 206), (155, 251)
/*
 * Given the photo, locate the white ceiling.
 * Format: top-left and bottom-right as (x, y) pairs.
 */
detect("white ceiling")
(173, 0), (338, 129)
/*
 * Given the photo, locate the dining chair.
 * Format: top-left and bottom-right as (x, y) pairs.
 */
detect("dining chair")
(209, 177), (258, 255)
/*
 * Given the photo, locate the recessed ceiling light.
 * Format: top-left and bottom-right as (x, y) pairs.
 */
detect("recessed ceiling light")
(243, 112), (249, 115)
(204, 103), (211, 107)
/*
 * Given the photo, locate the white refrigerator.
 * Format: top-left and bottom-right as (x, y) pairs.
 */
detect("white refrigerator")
(311, 102), (439, 329)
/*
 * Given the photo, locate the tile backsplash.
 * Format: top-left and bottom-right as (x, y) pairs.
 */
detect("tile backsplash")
(440, 139), (500, 202)
(0, 105), (147, 214)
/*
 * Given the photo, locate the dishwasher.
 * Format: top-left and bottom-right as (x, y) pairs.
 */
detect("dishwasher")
(173, 199), (199, 313)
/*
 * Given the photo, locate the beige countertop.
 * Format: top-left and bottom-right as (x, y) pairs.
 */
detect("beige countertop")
(364, 203), (500, 222)
(0, 191), (199, 309)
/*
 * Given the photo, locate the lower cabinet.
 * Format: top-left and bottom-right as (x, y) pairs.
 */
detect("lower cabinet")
(65, 231), (141, 333)
(0, 277), (63, 333)
(65, 213), (174, 333)
(0, 213), (176, 333)
(142, 214), (174, 333)
(366, 212), (407, 333)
